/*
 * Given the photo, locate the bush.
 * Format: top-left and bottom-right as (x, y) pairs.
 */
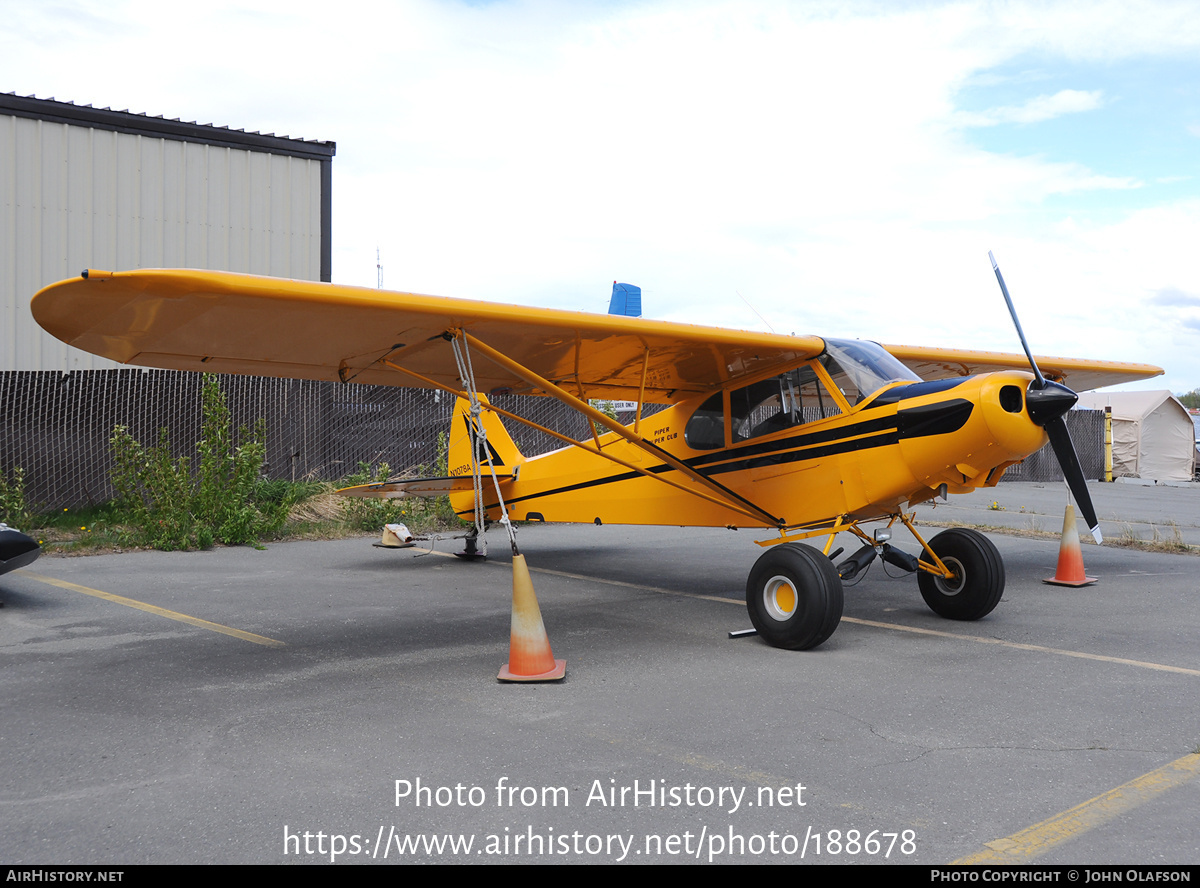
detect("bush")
(0, 467), (31, 526)
(111, 426), (203, 549)
(109, 375), (289, 550)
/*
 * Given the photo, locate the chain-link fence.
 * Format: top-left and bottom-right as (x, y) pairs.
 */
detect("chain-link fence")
(1, 369), (1101, 508)
(0, 370), (669, 508)
(998, 408), (1105, 483)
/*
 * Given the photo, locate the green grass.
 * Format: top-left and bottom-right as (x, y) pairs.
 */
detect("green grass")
(23, 480), (463, 556)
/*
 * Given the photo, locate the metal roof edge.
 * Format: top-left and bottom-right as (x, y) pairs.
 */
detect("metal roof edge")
(0, 92), (336, 160)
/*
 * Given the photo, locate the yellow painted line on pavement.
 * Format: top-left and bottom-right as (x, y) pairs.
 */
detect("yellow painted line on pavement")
(841, 616), (1200, 676)
(954, 753), (1200, 863)
(425, 551), (1200, 676)
(19, 571), (286, 647)
(520, 563), (744, 605)
(425, 549), (743, 604)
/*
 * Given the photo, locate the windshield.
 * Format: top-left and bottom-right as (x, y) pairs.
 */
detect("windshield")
(822, 339), (921, 403)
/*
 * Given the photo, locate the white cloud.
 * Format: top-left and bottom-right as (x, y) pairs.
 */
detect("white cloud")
(6, 0), (1200, 388)
(955, 89), (1106, 126)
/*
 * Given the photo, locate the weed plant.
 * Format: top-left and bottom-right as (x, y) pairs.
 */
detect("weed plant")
(109, 375), (292, 549)
(0, 467), (31, 526)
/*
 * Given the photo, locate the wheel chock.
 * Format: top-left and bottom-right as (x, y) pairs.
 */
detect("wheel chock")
(1043, 504), (1097, 587)
(498, 554), (566, 682)
(373, 523), (414, 549)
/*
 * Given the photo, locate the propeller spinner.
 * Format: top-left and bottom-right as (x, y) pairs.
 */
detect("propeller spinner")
(989, 252), (1103, 544)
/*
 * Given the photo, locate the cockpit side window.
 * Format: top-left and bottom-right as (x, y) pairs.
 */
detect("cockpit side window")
(684, 362), (848, 450)
(816, 353), (861, 405)
(731, 364), (844, 443)
(684, 342), (920, 451)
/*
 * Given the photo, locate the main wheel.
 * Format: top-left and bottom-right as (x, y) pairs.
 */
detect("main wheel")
(746, 544), (844, 650)
(917, 528), (1005, 620)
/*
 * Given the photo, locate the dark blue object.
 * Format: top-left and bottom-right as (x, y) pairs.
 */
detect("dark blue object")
(608, 282), (641, 318)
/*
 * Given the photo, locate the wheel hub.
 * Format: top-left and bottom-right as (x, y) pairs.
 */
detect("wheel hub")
(933, 556), (966, 596)
(763, 575), (798, 621)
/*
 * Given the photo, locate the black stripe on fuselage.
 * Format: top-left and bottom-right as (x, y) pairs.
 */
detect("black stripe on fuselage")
(460, 393), (975, 513)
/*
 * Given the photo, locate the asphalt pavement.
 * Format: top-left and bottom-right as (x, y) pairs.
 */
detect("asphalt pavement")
(2, 482), (1198, 865)
(914, 479), (1200, 547)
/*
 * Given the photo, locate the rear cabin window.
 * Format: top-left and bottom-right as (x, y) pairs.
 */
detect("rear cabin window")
(684, 392), (725, 450)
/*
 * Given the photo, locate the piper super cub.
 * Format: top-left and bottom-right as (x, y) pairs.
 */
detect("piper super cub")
(31, 256), (1160, 651)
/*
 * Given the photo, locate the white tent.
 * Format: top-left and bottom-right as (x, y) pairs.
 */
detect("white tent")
(1075, 391), (1196, 481)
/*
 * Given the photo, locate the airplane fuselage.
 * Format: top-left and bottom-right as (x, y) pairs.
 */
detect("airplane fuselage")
(450, 368), (1048, 533)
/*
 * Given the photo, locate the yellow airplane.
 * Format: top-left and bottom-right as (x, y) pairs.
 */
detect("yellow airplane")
(31, 261), (1160, 651)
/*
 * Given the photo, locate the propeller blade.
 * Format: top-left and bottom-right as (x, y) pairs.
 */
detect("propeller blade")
(990, 251), (1046, 389)
(988, 251), (1102, 545)
(1045, 411), (1102, 544)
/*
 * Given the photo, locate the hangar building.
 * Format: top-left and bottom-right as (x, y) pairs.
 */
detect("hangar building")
(1, 93), (337, 505)
(2, 92), (334, 370)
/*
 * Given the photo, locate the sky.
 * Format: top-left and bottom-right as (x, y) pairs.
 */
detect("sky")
(4, 0), (1200, 393)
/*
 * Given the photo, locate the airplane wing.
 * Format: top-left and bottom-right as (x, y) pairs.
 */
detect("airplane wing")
(31, 269), (824, 403)
(32, 269), (1160, 399)
(883, 344), (1162, 392)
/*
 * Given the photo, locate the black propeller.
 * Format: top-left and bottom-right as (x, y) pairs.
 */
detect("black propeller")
(989, 251), (1103, 544)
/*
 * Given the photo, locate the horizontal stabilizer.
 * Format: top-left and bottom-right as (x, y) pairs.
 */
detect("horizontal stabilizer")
(337, 475), (511, 499)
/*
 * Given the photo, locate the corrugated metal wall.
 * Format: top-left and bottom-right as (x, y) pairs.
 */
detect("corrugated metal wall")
(1, 111), (325, 372)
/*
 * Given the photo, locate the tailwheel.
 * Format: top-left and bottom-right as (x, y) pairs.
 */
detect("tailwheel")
(917, 528), (1005, 620)
(746, 544), (844, 650)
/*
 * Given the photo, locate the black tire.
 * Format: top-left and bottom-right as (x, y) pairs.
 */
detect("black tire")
(746, 544), (844, 650)
(917, 528), (1005, 620)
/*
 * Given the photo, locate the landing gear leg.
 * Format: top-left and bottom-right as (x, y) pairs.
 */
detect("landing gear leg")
(455, 528), (487, 561)
(917, 528), (1005, 620)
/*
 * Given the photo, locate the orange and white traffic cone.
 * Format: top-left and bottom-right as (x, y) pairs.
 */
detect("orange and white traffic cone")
(498, 554), (566, 682)
(1043, 503), (1097, 587)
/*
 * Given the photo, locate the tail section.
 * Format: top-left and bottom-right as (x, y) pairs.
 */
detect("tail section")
(449, 396), (522, 475)
(448, 396), (523, 516)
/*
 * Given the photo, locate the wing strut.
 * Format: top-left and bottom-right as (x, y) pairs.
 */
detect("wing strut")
(377, 358), (784, 523)
(460, 330), (783, 528)
(634, 347), (650, 434)
(449, 335), (519, 558)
